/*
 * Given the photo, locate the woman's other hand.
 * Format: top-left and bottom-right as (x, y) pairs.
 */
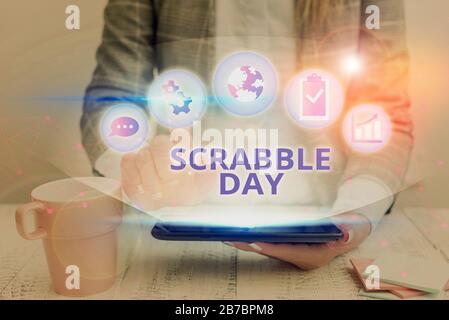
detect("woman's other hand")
(228, 212), (371, 270)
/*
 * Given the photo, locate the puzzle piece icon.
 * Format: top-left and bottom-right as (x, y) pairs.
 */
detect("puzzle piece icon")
(170, 91), (192, 115)
(162, 80), (180, 94)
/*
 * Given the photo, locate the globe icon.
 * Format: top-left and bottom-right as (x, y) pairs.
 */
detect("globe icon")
(227, 65), (264, 102)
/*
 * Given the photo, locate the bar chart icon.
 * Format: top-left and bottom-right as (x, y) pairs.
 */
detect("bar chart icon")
(351, 113), (383, 143)
(343, 104), (391, 153)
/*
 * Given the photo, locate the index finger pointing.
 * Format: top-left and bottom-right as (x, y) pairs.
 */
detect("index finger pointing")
(149, 135), (180, 184)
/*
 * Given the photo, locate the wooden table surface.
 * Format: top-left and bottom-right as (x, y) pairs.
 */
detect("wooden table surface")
(1, 204), (448, 300)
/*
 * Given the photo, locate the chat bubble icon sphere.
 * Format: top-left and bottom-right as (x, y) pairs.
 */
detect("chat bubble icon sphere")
(109, 117), (139, 137)
(100, 104), (150, 153)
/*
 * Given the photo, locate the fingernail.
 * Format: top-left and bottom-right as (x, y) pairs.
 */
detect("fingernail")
(151, 192), (163, 200)
(344, 229), (354, 244)
(336, 224), (353, 244)
(223, 242), (234, 247)
(249, 243), (263, 251)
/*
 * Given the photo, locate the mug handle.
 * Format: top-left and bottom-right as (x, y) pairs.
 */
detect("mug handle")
(15, 202), (48, 240)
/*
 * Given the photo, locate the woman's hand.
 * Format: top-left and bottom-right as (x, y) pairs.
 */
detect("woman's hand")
(228, 212), (371, 270)
(121, 135), (216, 211)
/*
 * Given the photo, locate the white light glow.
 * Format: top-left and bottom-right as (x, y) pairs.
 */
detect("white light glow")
(149, 205), (335, 228)
(343, 55), (362, 74)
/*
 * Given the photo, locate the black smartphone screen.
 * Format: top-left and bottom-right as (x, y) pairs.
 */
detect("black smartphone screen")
(151, 220), (343, 243)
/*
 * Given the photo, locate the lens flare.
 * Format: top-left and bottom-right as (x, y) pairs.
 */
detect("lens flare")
(342, 55), (362, 74)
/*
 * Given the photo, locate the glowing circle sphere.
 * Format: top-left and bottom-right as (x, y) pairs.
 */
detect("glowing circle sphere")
(342, 104), (392, 154)
(148, 70), (207, 128)
(100, 104), (150, 153)
(214, 52), (277, 116)
(284, 69), (345, 129)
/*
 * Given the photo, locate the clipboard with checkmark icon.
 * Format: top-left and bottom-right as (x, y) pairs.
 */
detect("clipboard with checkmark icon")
(299, 73), (330, 121)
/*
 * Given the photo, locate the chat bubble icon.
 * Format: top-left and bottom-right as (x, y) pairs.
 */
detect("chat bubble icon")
(109, 117), (139, 137)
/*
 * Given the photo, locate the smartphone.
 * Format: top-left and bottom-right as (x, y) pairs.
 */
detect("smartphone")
(151, 220), (343, 243)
